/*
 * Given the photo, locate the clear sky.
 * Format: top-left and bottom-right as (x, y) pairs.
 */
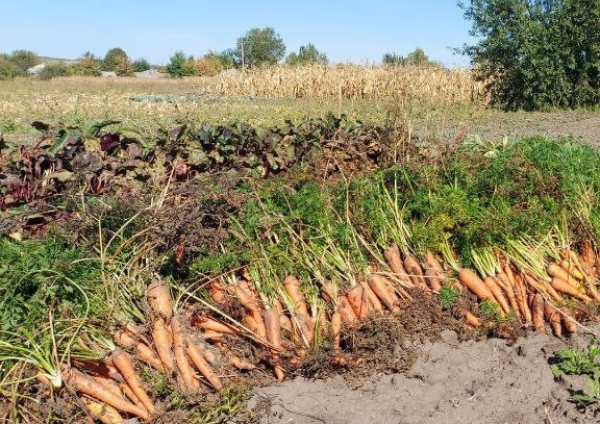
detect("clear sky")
(1, 1), (475, 66)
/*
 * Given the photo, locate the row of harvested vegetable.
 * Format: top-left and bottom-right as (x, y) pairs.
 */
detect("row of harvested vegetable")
(5, 225), (598, 423)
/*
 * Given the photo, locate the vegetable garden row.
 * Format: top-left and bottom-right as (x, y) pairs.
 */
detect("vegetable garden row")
(1, 117), (600, 422)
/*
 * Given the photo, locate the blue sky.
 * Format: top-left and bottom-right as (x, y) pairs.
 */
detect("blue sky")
(1, 1), (475, 66)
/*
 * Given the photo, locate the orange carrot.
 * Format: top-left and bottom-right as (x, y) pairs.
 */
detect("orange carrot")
(119, 382), (145, 411)
(64, 369), (149, 421)
(110, 349), (155, 415)
(229, 355), (256, 371)
(81, 397), (124, 424)
(560, 309), (578, 334)
(151, 317), (175, 372)
(456, 307), (482, 328)
(424, 251), (444, 291)
(458, 269), (494, 302)
(147, 280), (173, 321)
(368, 274), (400, 314)
(483, 277), (510, 315)
(346, 284), (369, 319)
(336, 295), (358, 324)
(361, 280), (384, 313)
(186, 339), (223, 391)
(207, 280), (227, 304)
(403, 254), (428, 290)
(200, 331), (224, 342)
(547, 263), (578, 285)
(384, 244), (411, 284)
(495, 276), (521, 320)
(92, 374), (124, 399)
(320, 281), (337, 303)
(582, 239), (596, 269)
(532, 294), (546, 334)
(113, 330), (164, 372)
(330, 312), (343, 353)
(560, 259), (585, 281)
(550, 277), (591, 302)
(263, 308), (285, 382)
(283, 276), (309, 317)
(231, 284), (267, 339)
(515, 273), (532, 326)
(172, 319), (201, 392)
(194, 317), (239, 335)
(544, 302), (562, 339)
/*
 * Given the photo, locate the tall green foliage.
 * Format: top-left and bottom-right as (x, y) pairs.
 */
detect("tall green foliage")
(235, 27), (286, 67)
(460, 0), (600, 110)
(103, 47), (129, 71)
(286, 43), (328, 65)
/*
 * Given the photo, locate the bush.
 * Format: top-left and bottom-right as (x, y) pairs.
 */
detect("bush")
(38, 62), (72, 80)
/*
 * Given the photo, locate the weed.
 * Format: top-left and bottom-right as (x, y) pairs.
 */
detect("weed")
(551, 339), (600, 404)
(439, 284), (460, 310)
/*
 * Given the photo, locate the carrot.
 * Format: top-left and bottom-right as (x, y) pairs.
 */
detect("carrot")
(560, 309), (578, 334)
(330, 312), (343, 353)
(532, 294), (546, 334)
(483, 277), (510, 315)
(457, 269), (494, 302)
(384, 244), (411, 284)
(346, 284), (369, 319)
(147, 280), (173, 321)
(550, 277), (591, 302)
(495, 276), (521, 320)
(207, 280), (227, 304)
(81, 397), (124, 424)
(424, 251), (444, 291)
(229, 355), (256, 371)
(65, 369), (150, 421)
(194, 317), (239, 335)
(172, 318), (201, 392)
(186, 338), (223, 391)
(320, 281), (337, 303)
(119, 382), (145, 410)
(92, 375), (124, 399)
(114, 330), (164, 372)
(547, 263), (578, 285)
(110, 349), (155, 415)
(200, 331), (224, 342)
(336, 295), (358, 324)
(263, 308), (285, 382)
(560, 259), (585, 281)
(403, 254), (428, 290)
(295, 312), (314, 346)
(456, 307), (481, 328)
(283, 276), (309, 317)
(368, 274), (400, 314)
(544, 302), (563, 339)
(360, 280), (384, 314)
(582, 239), (595, 268)
(231, 284), (267, 339)
(515, 274), (532, 326)
(151, 317), (175, 372)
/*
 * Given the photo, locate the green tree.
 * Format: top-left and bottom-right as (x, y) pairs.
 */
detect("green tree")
(459, 0), (600, 110)
(235, 27), (286, 67)
(382, 47), (438, 67)
(132, 58), (150, 72)
(115, 57), (134, 76)
(0, 54), (17, 80)
(166, 51), (187, 78)
(38, 62), (72, 80)
(103, 47), (128, 71)
(9, 50), (38, 76)
(382, 52), (404, 65)
(285, 43), (328, 65)
(73, 52), (102, 76)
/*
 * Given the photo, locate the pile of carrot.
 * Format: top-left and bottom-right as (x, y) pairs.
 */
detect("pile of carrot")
(53, 241), (600, 422)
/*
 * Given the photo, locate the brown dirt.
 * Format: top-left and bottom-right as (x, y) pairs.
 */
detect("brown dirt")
(250, 327), (600, 424)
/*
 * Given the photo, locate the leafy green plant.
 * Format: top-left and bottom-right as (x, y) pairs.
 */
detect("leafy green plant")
(551, 339), (600, 404)
(439, 284), (460, 309)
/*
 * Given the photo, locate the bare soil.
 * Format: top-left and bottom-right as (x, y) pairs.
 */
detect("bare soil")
(250, 328), (600, 424)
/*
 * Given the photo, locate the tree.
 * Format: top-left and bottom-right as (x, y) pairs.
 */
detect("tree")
(0, 54), (16, 80)
(73, 52), (102, 76)
(132, 58), (150, 72)
(235, 27), (286, 67)
(285, 43), (328, 65)
(382, 48), (439, 67)
(166, 51), (187, 78)
(9, 50), (38, 76)
(115, 57), (134, 76)
(459, 0), (600, 110)
(103, 47), (128, 71)
(39, 62), (72, 80)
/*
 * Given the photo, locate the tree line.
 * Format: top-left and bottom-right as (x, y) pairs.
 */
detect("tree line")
(0, 26), (438, 80)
